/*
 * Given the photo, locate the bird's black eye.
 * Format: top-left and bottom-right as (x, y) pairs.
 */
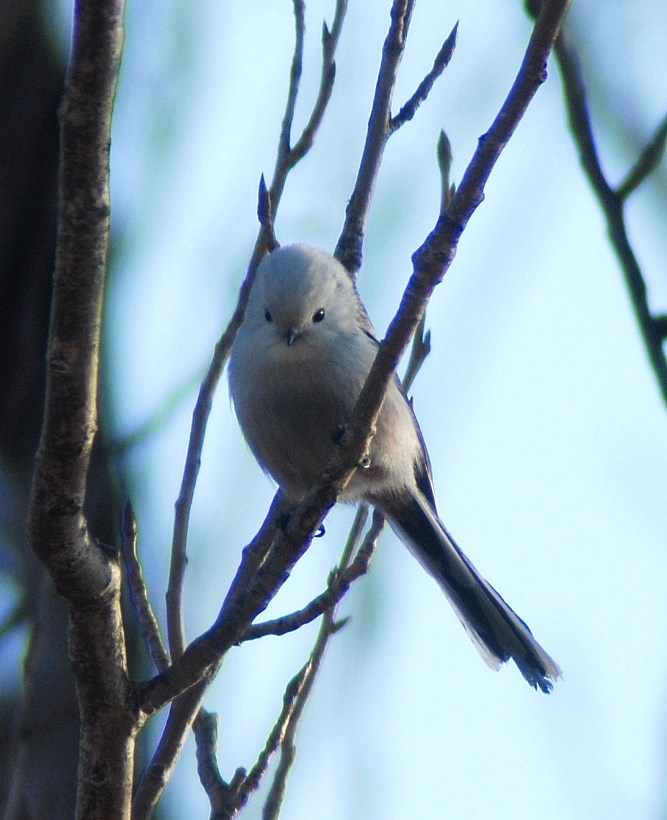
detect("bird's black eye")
(312, 308), (325, 323)
(264, 309), (272, 322)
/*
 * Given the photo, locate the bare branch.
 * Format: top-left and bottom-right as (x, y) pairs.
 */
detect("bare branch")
(270, 0), (348, 206)
(276, 0), (306, 168)
(243, 505), (382, 641)
(616, 111), (667, 201)
(133, 495), (286, 816)
(25, 1), (137, 817)
(335, 0), (417, 274)
(390, 22), (458, 132)
(225, 514), (385, 817)
(194, 710), (232, 816)
(259, 622), (330, 819)
(120, 500), (170, 673)
(133, 681), (209, 820)
(550, 24), (667, 407)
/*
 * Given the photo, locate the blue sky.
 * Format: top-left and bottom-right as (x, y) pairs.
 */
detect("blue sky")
(91, 1), (667, 817)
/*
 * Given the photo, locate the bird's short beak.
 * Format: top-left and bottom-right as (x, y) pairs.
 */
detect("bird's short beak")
(285, 328), (298, 346)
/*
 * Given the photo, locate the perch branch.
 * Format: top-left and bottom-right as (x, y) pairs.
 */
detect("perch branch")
(243, 505), (383, 641)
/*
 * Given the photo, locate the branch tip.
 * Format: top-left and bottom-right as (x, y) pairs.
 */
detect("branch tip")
(437, 130), (454, 213)
(121, 498), (137, 540)
(258, 175), (279, 251)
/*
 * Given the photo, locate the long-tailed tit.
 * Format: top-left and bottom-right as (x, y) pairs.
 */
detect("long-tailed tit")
(229, 243), (560, 692)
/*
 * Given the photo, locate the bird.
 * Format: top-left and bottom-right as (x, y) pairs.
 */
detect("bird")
(228, 242), (560, 692)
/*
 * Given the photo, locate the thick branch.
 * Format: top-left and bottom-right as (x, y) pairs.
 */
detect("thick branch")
(28, 0), (123, 597)
(25, 1), (136, 819)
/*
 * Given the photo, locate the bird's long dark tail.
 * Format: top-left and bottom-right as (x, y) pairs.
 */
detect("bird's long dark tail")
(385, 491), (560, 693)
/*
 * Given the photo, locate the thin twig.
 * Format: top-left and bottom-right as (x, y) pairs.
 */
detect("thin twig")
(260, 510), (384, 818)
(133, 680), (209, 820)
(243, 506), (381, 641)
(390, 22), (458, 132)
(133, 495), (285, 818)
(270, 0), (348, 206)
(120, 500), (170, 673)
(224, 647), (319, 818)
(275, 0), (306, 167)
(551, 24), (667, 407)
(616, 111), (667, 201)
(260, 617), (333, 819)
(335, 0), (417, 274)
(194, 710), (232, 816)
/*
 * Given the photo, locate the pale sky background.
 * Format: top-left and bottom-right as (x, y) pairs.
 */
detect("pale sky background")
(53, 0), (667, 817)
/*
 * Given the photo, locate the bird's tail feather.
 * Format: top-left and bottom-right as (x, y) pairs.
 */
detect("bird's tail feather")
(386, 492), (561, 693)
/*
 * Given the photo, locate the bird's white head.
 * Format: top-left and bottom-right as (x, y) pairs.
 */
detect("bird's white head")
(245, 244), (364, 347)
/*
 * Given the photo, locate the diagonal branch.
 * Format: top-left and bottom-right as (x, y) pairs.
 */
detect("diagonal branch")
(243, 506), (382, 641)
(390, 21), (458, 132)
(132, 495), (286, 819)
(550, 24), (667, 407)
(120, 500), (170, 673)
(616, 111), (667, 201)
(335, 0), (417, 274)
(271, 0), (348, 205)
